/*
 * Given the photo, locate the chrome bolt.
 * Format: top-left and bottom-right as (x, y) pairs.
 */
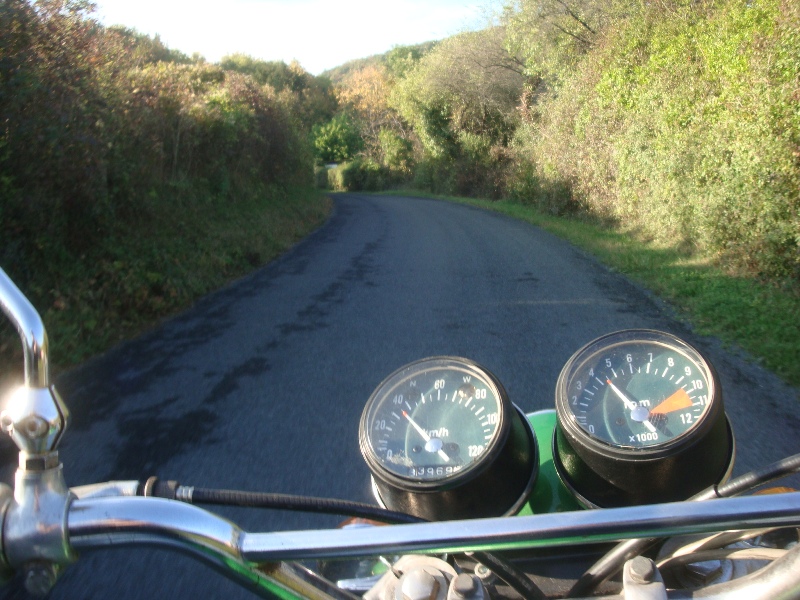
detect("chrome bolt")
(24, 562), (58, 597)
(474, 563), (494, 583)
(22, 416), (50, 439)
(452, 573), (479, 598)
(398, 568), (439, 600)
(629, 556), (656, 584)
(0, 412), (13, 433)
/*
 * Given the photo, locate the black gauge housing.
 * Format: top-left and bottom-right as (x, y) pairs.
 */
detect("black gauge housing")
(553, 330), (734, 508)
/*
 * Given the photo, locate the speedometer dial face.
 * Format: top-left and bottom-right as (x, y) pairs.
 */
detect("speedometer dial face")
(562, 336), (714, 449)
(362, 357), (505, 482)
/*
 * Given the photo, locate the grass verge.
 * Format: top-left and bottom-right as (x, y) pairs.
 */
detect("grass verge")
(0, 186), (331, 390)
(384, 190), (800, 387)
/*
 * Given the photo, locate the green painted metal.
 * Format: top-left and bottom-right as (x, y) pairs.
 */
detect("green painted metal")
(516, 409), (582, 516)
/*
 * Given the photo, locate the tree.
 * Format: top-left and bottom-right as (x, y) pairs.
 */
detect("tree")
(311, 113), (362, 163)
(336, 64), (408, 160)
(219, 56), (337, 130)
(384, 43), (435, 79)
(392, 28), (525, 158)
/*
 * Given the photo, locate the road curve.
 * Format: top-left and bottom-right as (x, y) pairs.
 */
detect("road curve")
(1, 193), (797, 599)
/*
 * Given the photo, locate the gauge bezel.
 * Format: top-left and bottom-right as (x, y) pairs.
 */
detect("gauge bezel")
(359, 356), (511, 491)
(556, 329), (722, 458)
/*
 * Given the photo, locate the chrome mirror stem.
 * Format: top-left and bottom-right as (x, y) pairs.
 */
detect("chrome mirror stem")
(0, 267), (50, 388)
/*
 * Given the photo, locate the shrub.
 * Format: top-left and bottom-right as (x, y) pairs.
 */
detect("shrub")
(327, 159), (387, 191)
(507, 0), (800, 281)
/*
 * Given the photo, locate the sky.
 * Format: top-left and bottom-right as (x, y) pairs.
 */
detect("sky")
(91, 0), (489, 75)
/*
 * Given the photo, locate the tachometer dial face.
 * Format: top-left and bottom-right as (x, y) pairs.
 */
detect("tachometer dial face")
(361, 357), (505, 482)
(561, 335), (714, 449)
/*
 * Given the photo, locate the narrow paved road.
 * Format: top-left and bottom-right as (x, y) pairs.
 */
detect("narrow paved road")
(1, 193), (798, 599)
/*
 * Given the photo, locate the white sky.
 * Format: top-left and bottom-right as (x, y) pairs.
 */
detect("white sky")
(91, 0), (489, 75)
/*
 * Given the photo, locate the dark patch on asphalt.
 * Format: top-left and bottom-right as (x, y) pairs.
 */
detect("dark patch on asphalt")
(516, 272), (540, 283)
(97, 203), (385, 479)
(52, 201), (352, 431)
(273, 239), (380, 338)
(105, 395), (219, 479)
(56, 302), (238, 430)
(203, 356), (272, 405)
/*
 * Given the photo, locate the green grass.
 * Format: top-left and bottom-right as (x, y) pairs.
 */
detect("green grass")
(384, 190), (800, 387)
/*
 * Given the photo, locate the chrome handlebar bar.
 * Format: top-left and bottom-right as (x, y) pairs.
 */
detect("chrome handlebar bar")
(68, 486), (800, 561)
(52, 487), (800, 599)
(0, 267), (50, 388)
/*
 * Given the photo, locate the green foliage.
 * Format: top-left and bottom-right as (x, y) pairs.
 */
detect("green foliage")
(390, 28), (525, 197)
(322, 41), (437, 84)
(511, 0), (800, 282)
(219, 55), (337, 131)
(0, 0), (323, 377)
(503, 0), (637, 83)
(105, 26), (193, 65)
(384, 44), (430, 80)
(311, 113), (363, 163)
(393, 29), (523, 154)
(327, 159), (387, 192)
(378, 128), (414, 173)
(219, 54), (298, 89)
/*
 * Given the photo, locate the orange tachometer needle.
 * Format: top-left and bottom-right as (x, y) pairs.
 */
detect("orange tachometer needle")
(651, 388), (693, 415)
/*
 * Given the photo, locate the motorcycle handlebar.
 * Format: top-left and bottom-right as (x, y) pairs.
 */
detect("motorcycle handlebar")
(59, 488), (800, 599)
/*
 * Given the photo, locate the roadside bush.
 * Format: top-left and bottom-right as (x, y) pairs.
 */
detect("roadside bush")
(508, 0), (800, 281)
(0, 0), (319, 367)
(311, 113), (363, 163)
(328, 159), (387, 191)
(315, 166), (329, 189)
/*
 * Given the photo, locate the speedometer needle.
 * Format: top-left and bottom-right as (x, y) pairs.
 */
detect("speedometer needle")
(606, 380), (657, 433)
(402, 410), (450, 461)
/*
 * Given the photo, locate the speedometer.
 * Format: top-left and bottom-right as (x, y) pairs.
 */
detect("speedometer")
(554, 330), (734, 507)
(360, 357), (538, 520)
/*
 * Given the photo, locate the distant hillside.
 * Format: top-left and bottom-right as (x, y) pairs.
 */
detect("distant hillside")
(322, 40), (439, 83)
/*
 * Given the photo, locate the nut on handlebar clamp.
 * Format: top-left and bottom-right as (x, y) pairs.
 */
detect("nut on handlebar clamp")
(0, 268), (75, 595)
(0, 385), (75, 597)
(1, 386), (69, 457)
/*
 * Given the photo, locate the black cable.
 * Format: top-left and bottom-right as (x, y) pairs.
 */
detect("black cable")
(471, 550), (547, 600)
(717, 452), (800, 498)
(567, 452), (800, 597)
(141, 479), (545, 599)
(190, 487), (423, 524)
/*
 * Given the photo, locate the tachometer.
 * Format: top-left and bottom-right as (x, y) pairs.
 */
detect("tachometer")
(554, 330), (734, 507)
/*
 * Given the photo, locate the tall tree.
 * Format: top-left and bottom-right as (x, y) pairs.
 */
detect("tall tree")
(392, 28), (525, 158)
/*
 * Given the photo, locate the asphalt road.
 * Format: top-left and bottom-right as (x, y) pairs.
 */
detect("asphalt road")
(1, 193), (798, 598)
